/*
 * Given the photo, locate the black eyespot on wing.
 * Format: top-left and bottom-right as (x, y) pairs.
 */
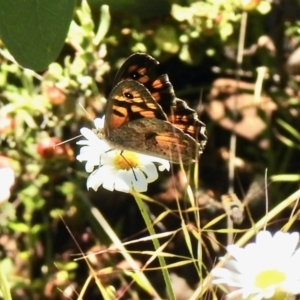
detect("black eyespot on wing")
(124, 91), (134, 99)
(131, 71), (140, 80)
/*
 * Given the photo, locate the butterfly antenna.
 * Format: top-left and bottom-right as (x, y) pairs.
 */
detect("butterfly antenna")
(78, 102), (95, 122)
(55, 135), (83, 147)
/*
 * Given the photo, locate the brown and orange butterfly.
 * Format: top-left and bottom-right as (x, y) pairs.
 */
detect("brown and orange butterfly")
(99, 53), (207, 164)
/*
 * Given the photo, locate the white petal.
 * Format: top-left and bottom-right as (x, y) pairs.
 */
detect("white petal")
(211, 267), (243, 287)
(79, 127), (98, 141)
(226, 289), (244, 299)
(87, 169), (105, 191)
(139, 162), (158, 183)
(78, 127), (110, 151)
(260, 287), (276, 299)
(131, 168), (148, 192)
(290, 247), (300, 266)
(85, 161), (97, 173)
(76, 140), (90, 146)
(102, 169), (117, 191)
(0, 188), (10, 203)
(250, 293), (264, 300)
(114, 169), (131, 193)
(274, 232), (299, 258)
(100, 150), (117, 164)
(94, 117), (105, 129)
(77, 154), (99, 173)
(137, 153), (170, 171)
(0, 168), (15, 188)
(227, 245), (247, 262)
(256, 231), (272, 248)
(87, 165), (115, 191)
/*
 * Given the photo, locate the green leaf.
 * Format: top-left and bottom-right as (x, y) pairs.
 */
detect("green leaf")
(9, 222), (29, 233)
(271, 174), (300, 182)
(277, 119), (300, 142)
(94, 5), (111, 46)
(0, 0), (76, 71)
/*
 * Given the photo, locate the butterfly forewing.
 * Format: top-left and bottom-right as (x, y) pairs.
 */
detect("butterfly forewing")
(103, 80), (199, 163)
(104, 80), (167, 136)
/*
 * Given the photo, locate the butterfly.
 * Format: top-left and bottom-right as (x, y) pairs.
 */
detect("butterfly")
(99, 53), (207, 164)
(112, 53), (207, 147)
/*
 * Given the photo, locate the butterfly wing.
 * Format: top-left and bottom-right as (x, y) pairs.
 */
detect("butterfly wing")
(113, 53), (207, 150)
(104, 80), (167, 136)
(113, 53), (159, 85)
(170, 99), (207, 152)
(113, 53), (175, 111)
(108, 118), (198, 164)
(105, 80), (199, 163)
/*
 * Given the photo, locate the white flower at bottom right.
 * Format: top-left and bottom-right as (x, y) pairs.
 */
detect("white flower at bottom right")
(211, 231), (300, 300)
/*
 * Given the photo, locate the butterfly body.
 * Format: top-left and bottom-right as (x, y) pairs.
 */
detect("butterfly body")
(101, 53), (207, 164)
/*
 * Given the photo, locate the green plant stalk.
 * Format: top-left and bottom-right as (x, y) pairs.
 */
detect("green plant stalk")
(80, 192), (161, 299)
(133, 193), (175, 300)
(0, 266), (12, 300)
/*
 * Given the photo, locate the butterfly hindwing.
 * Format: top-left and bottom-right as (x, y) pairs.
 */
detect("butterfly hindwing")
(108, 118), (198, 164)
(171, 98), (207, 146)
(113, 53), (175, 113)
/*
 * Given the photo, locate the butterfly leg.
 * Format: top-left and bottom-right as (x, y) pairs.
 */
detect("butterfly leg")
(99, 149), (137, 180)
(99, 148), (115, 166)
(119, 150), (137, 181)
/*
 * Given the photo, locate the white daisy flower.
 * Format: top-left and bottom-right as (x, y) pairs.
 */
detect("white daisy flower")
(76, 117), (170, 193)
(211, 231), (300, 300)
(0, 167), (15, 203)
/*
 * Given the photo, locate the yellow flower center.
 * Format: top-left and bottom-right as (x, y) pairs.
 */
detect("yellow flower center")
(113, 151), (139, 170)
(255, 269), (286, 289)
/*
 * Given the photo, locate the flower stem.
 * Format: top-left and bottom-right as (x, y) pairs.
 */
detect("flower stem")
(133, 193), (175, 300)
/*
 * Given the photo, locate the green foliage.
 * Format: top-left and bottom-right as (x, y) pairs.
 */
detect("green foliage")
(0, 0), (76, 71)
